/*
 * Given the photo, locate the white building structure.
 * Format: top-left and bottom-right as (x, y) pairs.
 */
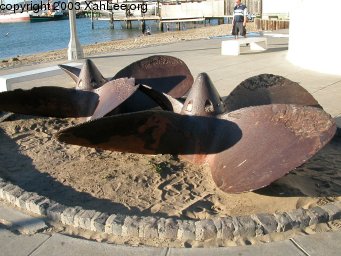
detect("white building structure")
(287, 0), (341, 75)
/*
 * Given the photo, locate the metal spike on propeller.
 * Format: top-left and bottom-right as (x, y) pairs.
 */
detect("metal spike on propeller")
(56, 72), (337, 193)
(59, 59), (108, 90)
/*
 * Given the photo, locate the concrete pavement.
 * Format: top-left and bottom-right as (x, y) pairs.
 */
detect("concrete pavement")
(3, 193), (341, 255)
(1, 30), (340, 118)
(1, 208), (341, 256)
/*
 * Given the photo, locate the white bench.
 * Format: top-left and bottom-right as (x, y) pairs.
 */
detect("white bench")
(0, 62), (82, 92)
(221, 37), (268, 56)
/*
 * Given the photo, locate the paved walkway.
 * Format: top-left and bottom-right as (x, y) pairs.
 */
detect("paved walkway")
(1, 202), (341, 256)
(1, 30), (340, 120)
(1, 30), (341, 254)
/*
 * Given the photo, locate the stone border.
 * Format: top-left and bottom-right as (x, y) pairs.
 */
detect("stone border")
(1, 177), (341, 242)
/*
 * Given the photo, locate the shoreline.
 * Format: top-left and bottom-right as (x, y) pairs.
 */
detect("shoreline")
(0, 23), (258, 70)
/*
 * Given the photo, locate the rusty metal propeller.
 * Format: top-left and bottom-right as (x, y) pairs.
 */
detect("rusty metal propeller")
(0, 55), (193, 119)
(0, 78), (137, 120)
(56, 73), (336, 193)
(224, 73), (322, 112)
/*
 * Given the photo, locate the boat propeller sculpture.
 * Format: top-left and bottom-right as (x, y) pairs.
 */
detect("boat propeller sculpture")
(56, 72), (336, 193)
(0, 55), (193, 120)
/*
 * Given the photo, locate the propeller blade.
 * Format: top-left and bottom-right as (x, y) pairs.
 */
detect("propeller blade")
(208, 104), (336, 193)
(56, 111), (242, 156)
(0, 87), (98, 118)
(113, 55), (193, 98)
(90, 78), (138, 120)
(58, 64), (80, 83)
(224, 74), (321, 112)
(138, 84), (183, 113)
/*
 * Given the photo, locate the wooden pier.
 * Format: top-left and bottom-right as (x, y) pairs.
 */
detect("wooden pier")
(83, 0), (229, 31)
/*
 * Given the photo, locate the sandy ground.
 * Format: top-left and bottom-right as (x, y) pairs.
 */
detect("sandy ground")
(0, 114), (340, 222)
(0, 114), (341, 247)
(0, 23), (257, 69)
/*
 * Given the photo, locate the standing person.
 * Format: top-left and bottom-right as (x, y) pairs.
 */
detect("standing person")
(232, 0), (248, 39)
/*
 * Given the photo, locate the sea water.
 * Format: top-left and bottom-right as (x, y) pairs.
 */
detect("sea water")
(0, 18), (218, 60)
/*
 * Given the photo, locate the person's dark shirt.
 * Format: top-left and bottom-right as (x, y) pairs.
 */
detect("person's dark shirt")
(234, 4), (248, 23)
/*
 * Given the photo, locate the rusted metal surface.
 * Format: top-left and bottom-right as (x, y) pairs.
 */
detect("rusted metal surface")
(209, 105), (336, 193)
(181, 73), (225, 117)
(59, 59), (108, 90)
(89, 78), (137, 120)
(0, 87), (99, 118)
(56, 72), (337, 193)
(138, 73), (226, 116)
(113, 55), (193, 98)
(57, 111), (242, 158)
(0, 78), (137, 119)
(112, 55), (193, 113)
(138, 84), (184, 113)
(0, 55), (193, 118)
(224, 74), (321, 112)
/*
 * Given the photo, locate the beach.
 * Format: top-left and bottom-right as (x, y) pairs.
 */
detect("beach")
(0, 23), (257, 69)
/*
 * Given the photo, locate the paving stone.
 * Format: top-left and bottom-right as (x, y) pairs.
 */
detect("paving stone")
(4, 186), (25, 205)
(122, 216), (140, 238)
(177, 220), (196, 241)
(0, 184), (17, 199)
(77, 210), (98, 230)
(320, 204), (341, 221)
(0, 181), (8, 190)
(252, 213), (278, 234)
(305, 209), (320, 226)
(232, 216), (256, 238)
(139, 216), (158, 239)
(309, 206), (329, 223)
(220, 217), (235, 240)
(90, 212), (109, 233)
(46, 203), (67, 222)
(195, 219), (217, 241)
(287, 209), (311, 228)
(212, 218), (223, 240)
(157, 218), (178, 240)
(73, 209), (87, 228)
(15, 191), (36, 209)
(274, 213), (294, 232)
(32, 198), (55, 216)
(26, 195), (46, 214)
(105, 214), (125, 236)
(60, 206), (82, 226)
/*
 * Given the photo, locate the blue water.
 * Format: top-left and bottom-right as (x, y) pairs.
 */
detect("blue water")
(0, 18), (218, 60)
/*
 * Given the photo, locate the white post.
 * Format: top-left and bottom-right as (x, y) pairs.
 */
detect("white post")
(68, 0), (83, 60)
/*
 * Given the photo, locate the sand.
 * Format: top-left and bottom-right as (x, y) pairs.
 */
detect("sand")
(1, 114), (341, 247)
(0, 23), (257, 69)
(1, 114), (340, 221)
